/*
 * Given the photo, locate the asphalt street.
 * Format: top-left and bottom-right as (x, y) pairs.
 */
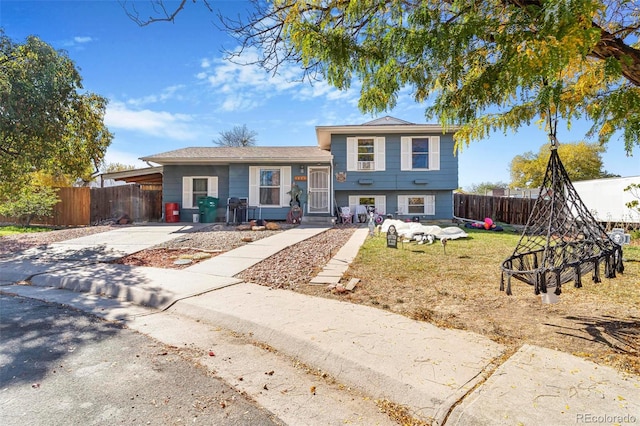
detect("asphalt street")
(0, 294), (283, 426)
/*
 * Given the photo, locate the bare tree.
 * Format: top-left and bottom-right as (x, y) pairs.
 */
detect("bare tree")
(213, 124), (258, 147)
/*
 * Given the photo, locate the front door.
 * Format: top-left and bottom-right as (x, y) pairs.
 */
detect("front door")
(307, 167), (330, 214)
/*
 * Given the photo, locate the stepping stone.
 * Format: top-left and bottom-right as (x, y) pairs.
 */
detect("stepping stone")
(345, 278), (359, 291)
(310, 276), (341, 285)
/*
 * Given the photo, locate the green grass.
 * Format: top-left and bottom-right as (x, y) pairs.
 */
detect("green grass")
(318, 224), (640, 374)
(0, 225), (53, 237)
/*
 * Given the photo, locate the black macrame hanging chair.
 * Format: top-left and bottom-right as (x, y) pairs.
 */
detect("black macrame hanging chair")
(500, 145), (624, 297)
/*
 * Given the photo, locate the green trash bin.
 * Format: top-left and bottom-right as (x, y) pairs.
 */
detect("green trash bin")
(198, 196), (218, 223)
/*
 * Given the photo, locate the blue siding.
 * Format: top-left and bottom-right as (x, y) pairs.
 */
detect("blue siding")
(163, 162), (323, 222)
(334, 190), (453, 220)
(331, 133), (458, 190)
(163, 165), (230, 222)
(331, 131), (457, 220)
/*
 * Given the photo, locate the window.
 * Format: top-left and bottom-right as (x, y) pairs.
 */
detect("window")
(259, 169), (281, 206)
(407, 197), (425, 214)
(401, 136), (440, 171)
(357, 138), (374, 170)
(182, 177), (218, 208)
(249, 166), (292, 207)
(192, 178), (208, 204)
(397, 195), (435, 216)
(347, 137), (385, 171)
(411, 138), (429, 169)
(348, 195), (386, 217)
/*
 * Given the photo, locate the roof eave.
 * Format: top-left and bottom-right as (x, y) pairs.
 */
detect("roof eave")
(101, 166), (163, 180)
(315, 124), (459, 150)
(140, 156), (333, 165)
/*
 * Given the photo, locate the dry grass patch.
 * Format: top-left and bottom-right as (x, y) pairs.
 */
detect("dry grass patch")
(296, 226), (640, 376)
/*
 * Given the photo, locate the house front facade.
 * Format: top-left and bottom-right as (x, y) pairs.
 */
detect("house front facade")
(140, 117), (458, 223)
(318, 116), (458, 222)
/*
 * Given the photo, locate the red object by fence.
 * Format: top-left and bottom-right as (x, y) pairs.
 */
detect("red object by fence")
(165, 203), (180, 223)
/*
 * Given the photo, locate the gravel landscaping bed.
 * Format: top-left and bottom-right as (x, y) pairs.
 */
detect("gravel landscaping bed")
(2, 224), (357, 285)
(236, 227), (356, 288)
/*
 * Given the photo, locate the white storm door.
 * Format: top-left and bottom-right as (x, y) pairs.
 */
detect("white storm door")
(308, 167), (330, 213)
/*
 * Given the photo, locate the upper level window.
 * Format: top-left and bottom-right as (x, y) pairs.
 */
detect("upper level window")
(401, 136), (440, 171)
(411, 138), (429, 169)
(357, 139), (375, 169)
(347, 137), (385, 171)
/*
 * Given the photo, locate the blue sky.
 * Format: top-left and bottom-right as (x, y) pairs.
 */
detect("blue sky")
(2, 0), (638, 189)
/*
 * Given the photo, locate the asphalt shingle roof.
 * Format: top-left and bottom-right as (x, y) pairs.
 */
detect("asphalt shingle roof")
(141, 146), (332, 165)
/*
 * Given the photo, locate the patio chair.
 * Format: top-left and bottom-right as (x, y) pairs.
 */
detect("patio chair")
(340, 206), (353, 224)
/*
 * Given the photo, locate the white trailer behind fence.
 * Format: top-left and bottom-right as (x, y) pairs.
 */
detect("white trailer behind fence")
(573, 176), (640, 224)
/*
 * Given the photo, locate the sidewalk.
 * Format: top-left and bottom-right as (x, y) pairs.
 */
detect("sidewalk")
(1, 224), (638, 425)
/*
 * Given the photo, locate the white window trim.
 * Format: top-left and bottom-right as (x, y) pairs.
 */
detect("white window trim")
(182, 176), (218, 209)
(347, 195), (386, 216)
(249, 166), (292, 207)
(401, 136), (440, 171)
(397, 194), (435, 216)
(347, 137), (386, 171)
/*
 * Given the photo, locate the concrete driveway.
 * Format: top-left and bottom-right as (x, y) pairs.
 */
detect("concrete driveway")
(0, 224), (205, 283)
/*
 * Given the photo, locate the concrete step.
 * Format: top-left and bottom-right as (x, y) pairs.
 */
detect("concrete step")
(301, 215), (335, 224)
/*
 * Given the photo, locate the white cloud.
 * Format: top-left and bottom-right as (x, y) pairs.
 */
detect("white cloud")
(105, 101), (198, 141)
(126, 85), (185, 107)
(103, 149), (149, 169)
(198, 48), (355, 112)
(74, 36), (92, 43)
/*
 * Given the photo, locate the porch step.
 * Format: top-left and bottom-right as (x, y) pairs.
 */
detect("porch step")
(301, 215), (335, 225)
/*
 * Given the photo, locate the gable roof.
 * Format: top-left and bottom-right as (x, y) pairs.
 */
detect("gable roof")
(362, 116), (414, 126)
(315, 116), (457, 150)
(140, 146), (332, 166)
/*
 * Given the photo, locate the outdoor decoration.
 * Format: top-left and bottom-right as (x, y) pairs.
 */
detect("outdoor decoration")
(386, 225), (398, 248)
(465, 217), (503, 231)
(500, 137), (624, 301)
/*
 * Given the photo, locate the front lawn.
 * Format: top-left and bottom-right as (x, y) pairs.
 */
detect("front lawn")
(298, 225), (640, 375)
(0, 225), (52, 237)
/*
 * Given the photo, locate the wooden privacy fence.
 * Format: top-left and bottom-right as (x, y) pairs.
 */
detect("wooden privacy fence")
(454, 193), (536, 225)
(90, 185), (162, 224)
(3, 185), (163, 227)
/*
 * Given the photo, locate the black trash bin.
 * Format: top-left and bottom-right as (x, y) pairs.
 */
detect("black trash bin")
(198, 196), (218, 223)
(227, 197), (247, 224)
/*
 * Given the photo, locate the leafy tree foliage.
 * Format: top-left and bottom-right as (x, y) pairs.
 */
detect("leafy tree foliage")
(624, 183), (640, 216)
(127, 0), (640, 155)
(0, 186), (59, 226)
(101, 163), (137, 173)
(213, 124), (258, 147)
(509, 141), (615, 188)
(30, 170), (76, 188)
(466, 181), (510, 195)
(0, 32), (113, 197)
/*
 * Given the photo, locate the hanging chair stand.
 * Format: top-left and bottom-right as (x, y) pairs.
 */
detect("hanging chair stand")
(500, 141), (624, 297)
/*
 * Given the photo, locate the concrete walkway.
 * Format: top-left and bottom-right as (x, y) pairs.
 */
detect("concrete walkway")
(1, 224), (638, 425)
